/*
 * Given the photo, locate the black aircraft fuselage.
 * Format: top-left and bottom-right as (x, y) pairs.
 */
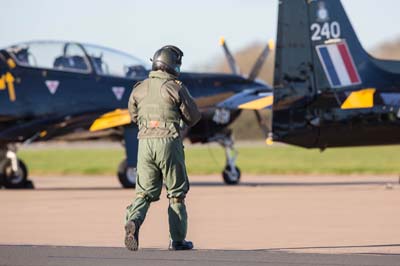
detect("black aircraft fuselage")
(272, 0), (400, 149)
(0, 41), (268, 188)
(4, 0), (393, 190)
(0, 42), (263, 143)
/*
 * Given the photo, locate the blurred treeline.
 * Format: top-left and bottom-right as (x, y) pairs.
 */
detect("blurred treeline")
(210, 38), (400, 140)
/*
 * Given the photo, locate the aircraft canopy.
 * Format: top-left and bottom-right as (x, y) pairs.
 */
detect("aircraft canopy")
(6, 41), (148, 79)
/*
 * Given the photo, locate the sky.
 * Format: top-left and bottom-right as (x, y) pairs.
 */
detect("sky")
(1, 0), (400, 71)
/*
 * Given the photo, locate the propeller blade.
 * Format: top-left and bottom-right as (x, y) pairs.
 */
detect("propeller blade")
(248, 39), (275, 81)
(219, 37), (240, 75)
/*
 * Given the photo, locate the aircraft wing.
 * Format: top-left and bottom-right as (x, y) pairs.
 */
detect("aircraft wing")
(0, 108), (134, 143)
(90, 88), (275, 131)
(216, 88), (273, 110)
(89, 109), (131, 132)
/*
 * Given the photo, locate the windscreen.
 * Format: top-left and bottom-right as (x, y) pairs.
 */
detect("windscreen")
(7, 41), (90, 73)
(83, 44), (148, 79)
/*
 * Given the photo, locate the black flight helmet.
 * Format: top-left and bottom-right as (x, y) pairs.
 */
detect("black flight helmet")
(151, 45), (184, 76)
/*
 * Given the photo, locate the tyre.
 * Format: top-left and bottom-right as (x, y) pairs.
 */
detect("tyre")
(222, 165), (241, 185)
(2, 159), (28, 189)
(117, 159), (137, 188)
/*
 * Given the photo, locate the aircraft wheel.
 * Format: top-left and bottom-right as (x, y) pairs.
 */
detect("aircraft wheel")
(1, 159), (29, 189)
(222, 165), (241, 185)
(117, 159), (137, 188)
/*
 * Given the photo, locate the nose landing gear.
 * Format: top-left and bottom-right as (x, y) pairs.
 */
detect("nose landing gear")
(210, 130), (241, 185)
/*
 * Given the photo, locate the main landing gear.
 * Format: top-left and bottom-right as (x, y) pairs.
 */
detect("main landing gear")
(210, 130), (241, 185)
(118, 125), (241, 188)
(117, 159), (137, 188)
(0, 145), (33, 189)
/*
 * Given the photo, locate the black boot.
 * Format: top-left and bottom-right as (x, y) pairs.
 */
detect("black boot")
(124, 220), (140, 251)
(169, 240), (194, 251)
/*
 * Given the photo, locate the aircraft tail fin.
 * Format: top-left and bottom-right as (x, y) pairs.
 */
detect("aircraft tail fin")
(272, 0), (374, 147)
(308, 0), (369, 89)
(274, 0), (370, 95)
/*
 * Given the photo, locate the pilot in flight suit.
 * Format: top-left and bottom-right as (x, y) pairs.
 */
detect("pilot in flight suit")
(125, 45), (201, 251)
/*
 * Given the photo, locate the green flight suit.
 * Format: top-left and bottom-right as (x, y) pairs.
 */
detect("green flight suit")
(126, 70), (201, 242)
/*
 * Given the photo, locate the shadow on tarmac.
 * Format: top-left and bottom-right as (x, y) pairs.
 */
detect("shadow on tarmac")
(261, 243), (400, 256)
(1, 244), (400, 266)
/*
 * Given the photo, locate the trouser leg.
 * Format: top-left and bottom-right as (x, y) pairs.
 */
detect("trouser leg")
(156, 138), (190, 242)
(168, 198), (187, 242)
(125, 139), (162, 224)
(126, 196), (151, 224)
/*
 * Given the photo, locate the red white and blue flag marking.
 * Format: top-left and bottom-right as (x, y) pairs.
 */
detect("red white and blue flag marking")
(316, 41), (361, 88)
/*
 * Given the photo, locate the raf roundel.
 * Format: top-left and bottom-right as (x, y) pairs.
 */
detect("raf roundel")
(317, 1), (329, 22)
(316, 40), (361, 88)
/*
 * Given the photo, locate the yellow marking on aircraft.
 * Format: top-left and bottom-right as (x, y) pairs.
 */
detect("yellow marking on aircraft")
(7, 58), (16, 69)
(268, 39), (275, 51)
(0, 72), (16, 101)
(265, 137), (274, 146)
(40, 131), (47, 138)
(219, 37), (225, 46)
(90, 109), (131, 132)
(238, 95), (274, 110)
(0, 75), (5, 89)
(5, 72), (16, 101)
(341, 88), (375, 109)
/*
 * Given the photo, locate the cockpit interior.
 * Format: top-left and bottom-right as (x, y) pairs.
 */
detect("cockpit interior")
(7, 41), (148, 79)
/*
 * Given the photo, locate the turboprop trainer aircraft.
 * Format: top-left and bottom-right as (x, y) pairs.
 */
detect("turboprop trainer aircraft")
(0, 41), (273, 189)
(220, 0), (400, 155)
(3, 0), (392, 189)
(270, 0), (400, 149)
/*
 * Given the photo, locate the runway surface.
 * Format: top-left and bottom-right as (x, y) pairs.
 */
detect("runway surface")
(1, 245), (400, 266)
(0, 174), (399, 265)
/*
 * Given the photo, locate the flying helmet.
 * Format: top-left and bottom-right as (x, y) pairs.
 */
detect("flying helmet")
(151, 45), (184, 76)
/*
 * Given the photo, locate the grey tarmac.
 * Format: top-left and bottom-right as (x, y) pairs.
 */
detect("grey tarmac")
(0, 174), (399, 265)
(0, 245), (399, 266)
